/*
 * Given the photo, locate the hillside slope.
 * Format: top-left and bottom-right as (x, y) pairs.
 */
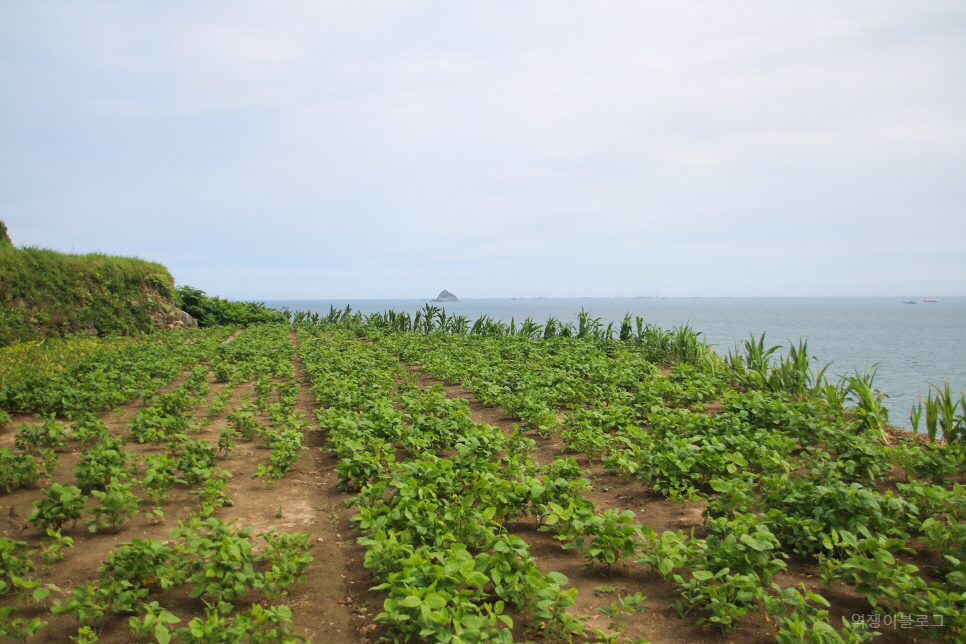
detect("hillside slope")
(0, 222), (193, 346)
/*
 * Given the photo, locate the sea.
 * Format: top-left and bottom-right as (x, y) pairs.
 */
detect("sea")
(263, 297), (966, 432)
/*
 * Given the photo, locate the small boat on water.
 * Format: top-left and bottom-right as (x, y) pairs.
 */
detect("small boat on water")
(923, 299), (939, 303)
(903, 301), (917, 304)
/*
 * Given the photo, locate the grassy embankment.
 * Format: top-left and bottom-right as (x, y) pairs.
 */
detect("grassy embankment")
(0, 221), (183, 347)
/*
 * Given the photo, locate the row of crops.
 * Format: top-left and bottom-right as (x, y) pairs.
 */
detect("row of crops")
(0, 324), (315, 643)
(337, 327), (962, 643)
(2, 312), (965, 644)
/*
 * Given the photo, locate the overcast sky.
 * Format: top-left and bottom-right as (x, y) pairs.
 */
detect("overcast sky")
(2, 1), (964, 299)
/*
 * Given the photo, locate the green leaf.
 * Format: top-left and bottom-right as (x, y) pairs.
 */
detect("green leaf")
(400, 595), (422, 608)
(156, 624), (172, 644)
(658, 559), (673, 577)
(466, 571), (489, 588)
(425, 593), (446, 610)
(546, 571), (568, 586)
(692, 570), (714, 581)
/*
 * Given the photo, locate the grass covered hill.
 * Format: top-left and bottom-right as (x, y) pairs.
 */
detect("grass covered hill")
(0, 222), (190, 346)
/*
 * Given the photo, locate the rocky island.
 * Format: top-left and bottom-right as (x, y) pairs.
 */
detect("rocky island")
(431, 289), (460, 302)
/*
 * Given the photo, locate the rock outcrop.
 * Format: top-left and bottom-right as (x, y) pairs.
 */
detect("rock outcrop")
(431, 290), (460, 303)
(177, 309), (198, 329)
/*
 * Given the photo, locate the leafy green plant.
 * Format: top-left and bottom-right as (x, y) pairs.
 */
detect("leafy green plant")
(226, 408), (260, 440)
(820, 535), (917, 607)
(237, 603), (306, 644)
(141, 453), (179, 522)
(765, 584), (877, 644)
(172, 602), (244, 644)
(257, 529), (314, 602)
(128, 407), (190, 444)
(69, 625), (99, 644)
(128, 601), (180, 644)
(99, 538), (188, 592)
(252, 463), (279, 488)
(28, 482), (86, 531)
(217, 426), (239, 456)
(0, 608), (47, 644)
(72, 438), (133, 490)
(192, 468), (234, 517)
(14, 415), (67, 452)
(594, 591), (647, 641)
(0, 448), (41, 492)
(172, 516), (260, 603)
(40, 528), (74, 564)
(69, 413), (111, 446)
(86, 480), (140, 533)
(0, 537), (36, 598)
(175, 438), (217, 484)
(52, 579), (149, 631)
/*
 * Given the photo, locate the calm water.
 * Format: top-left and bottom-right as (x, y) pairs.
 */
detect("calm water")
(264, 297), (966, 431)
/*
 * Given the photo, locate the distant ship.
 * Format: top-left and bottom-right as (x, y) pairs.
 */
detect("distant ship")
(903, 301), (917, 304)
(923, 299), (939, 303)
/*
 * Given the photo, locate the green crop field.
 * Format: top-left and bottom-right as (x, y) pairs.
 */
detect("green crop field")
(0, 309), (963, 644)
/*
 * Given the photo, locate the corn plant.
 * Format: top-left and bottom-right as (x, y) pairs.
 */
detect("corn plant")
(923, 379), (966, 444)
(843, 366), (890, 440)
(727, 333), (829, 397)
